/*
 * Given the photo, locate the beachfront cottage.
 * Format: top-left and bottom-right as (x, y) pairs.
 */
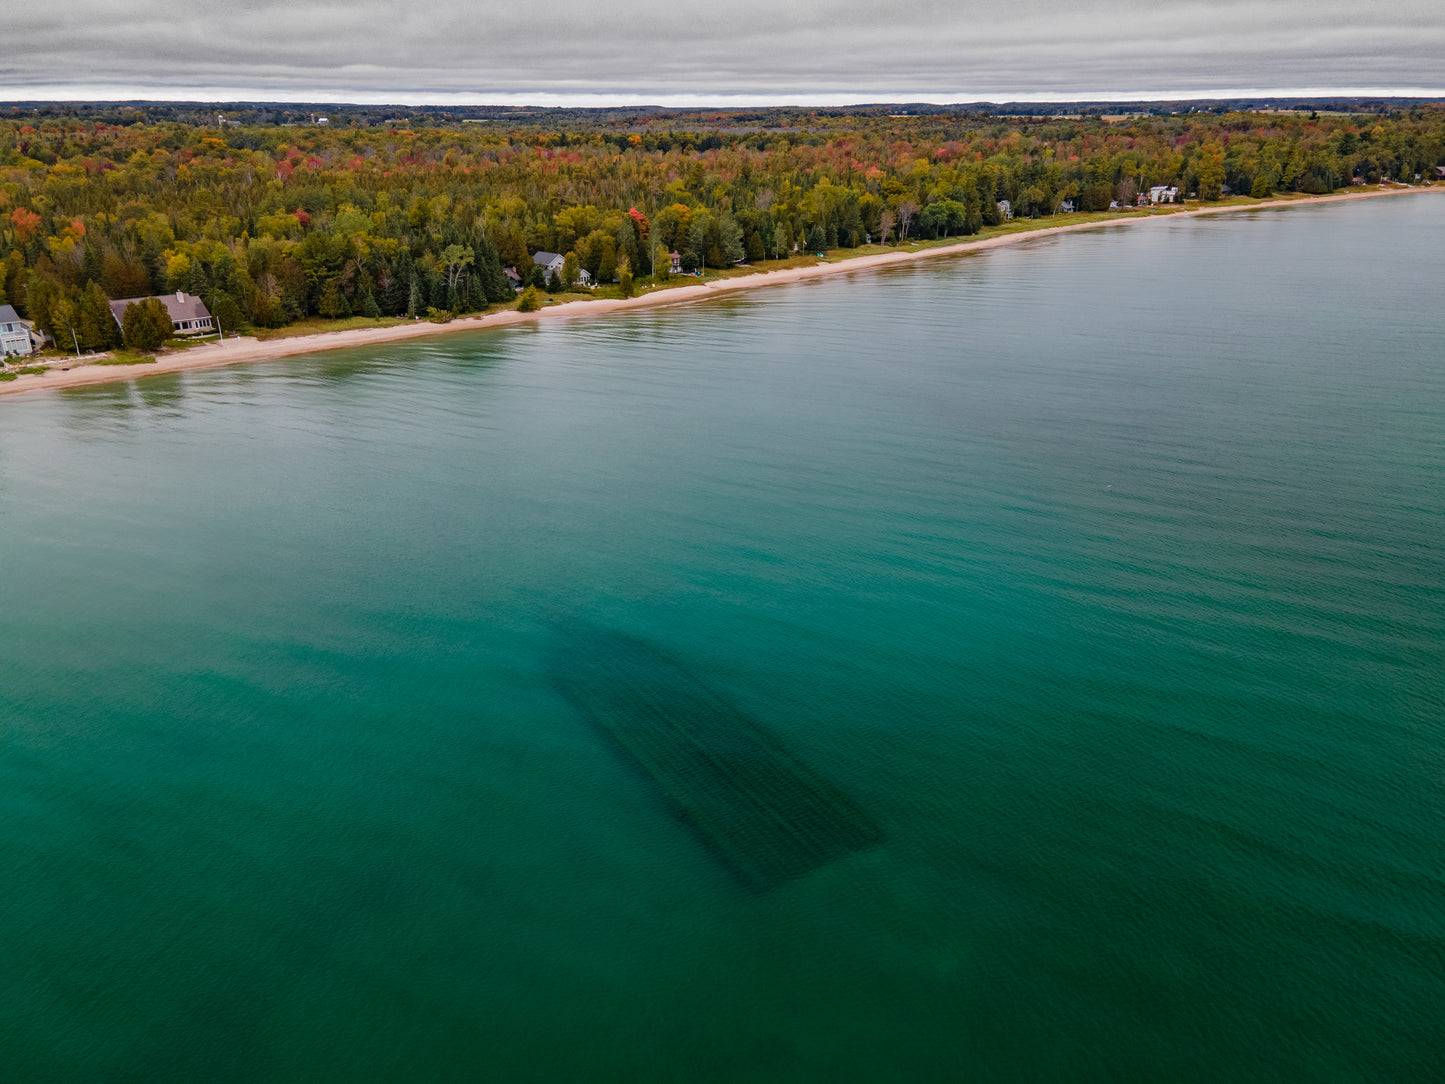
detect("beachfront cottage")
(532, 251), (566, 278)
(504, 267), (523, 291)
(1148, 186), (1180, 204)
(668, 251), (682, 274)
(996, 200), (1013, 220)
(530, 250), (592, 286)
(0, 304), (44, 357)
(108, 292), (215, 337)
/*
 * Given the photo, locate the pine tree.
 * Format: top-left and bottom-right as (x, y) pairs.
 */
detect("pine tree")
(78, 281), (118, 350)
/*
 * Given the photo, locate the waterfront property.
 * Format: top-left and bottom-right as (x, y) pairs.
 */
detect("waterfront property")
(0, 304), (43, 357)
(107, 292), (215, 336)
(532, 250), (591, 286)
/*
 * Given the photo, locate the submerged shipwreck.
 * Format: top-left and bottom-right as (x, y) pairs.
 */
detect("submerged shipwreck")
(548, 624), (881, 892)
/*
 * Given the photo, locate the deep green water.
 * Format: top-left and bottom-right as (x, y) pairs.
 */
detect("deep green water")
(3, 197), (1443, 1081)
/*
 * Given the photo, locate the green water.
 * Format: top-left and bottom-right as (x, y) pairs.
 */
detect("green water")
(2, 198), (1442, 1081)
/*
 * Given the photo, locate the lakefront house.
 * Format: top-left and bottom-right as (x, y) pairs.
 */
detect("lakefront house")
(531, 250), (592, 286)
(0, 304), (44, 357)
(107, 292), (215, 336)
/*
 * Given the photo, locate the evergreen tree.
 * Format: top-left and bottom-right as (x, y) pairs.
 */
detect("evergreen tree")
(211, 290), (243, 336)
(476, 236), (513, 303)
(121, 297), (172, 352)
(77, 281), (118, 350)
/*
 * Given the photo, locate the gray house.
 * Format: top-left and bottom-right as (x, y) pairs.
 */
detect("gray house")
(531, 251), (591, 286)
(0, 304), (43, 357)
(108, 291), (215, 337)
(532, 251), (566, 277)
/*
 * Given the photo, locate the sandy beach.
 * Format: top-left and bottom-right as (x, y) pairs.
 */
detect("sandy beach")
(2, 185), (1438, 401)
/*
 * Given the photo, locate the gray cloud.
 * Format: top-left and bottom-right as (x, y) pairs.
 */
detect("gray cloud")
(4, 0), (1442, 102)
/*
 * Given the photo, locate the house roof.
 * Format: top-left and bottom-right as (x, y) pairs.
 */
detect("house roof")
(0, 303), (24, 324)
(531, 251), (563, 266)
(108, 291), (213, 324)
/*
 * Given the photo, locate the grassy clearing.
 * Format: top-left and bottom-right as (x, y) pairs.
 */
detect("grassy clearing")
(250, 315), (410, 341)
(95, 351), (158, 365)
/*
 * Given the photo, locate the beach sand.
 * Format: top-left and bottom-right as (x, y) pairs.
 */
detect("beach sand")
(3, 186), (1438, 401)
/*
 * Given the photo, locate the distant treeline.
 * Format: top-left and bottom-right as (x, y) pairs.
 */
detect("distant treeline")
(1, 107), (1441, 349)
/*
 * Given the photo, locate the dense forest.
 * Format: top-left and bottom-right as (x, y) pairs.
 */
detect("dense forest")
(2, 104), (1442, 352)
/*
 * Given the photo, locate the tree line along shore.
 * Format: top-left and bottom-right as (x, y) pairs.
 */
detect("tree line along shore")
(1, 106), (1442, 358)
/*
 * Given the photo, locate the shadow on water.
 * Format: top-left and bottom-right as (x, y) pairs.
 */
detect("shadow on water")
(545, 619), (882, 892)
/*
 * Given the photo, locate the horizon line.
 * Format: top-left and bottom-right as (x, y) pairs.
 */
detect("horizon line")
(5, 87), (1445, 110)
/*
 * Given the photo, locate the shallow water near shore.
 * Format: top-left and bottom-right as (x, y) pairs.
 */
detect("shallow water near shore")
(2, 196), (1442, 1081)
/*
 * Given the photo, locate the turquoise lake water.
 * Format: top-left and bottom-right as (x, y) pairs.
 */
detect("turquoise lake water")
(2, 197), (1442, 1081)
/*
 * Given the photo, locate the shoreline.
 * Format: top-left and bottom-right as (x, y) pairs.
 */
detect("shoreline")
(3, 185), (1439, 401)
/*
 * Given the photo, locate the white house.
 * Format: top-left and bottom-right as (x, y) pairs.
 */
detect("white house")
(0, 304), (43, 357)
(997, 199), (1013, 220)
(1148, 185), (1180, 204)
(108, 291), (215, 337)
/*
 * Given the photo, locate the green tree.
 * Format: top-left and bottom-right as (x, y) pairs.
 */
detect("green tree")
(77, 281), (118, 351)
(562, 251), (580, 288)
(318, 279), (348, 319)
(121, 297), (171, 352)
(211, 291), (243, 336)
(25, 274), (62, 337)
(440, 244), (474, 294)
(617, 258), (634, 298)
(517, 285), (542, 312)
(1197, 144), (1226, 201)
(51, 297), (81, 354)
(717, 212), (745, 265)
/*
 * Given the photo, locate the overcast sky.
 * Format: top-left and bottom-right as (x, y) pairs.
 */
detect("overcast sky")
(5, 1), (1443, 104)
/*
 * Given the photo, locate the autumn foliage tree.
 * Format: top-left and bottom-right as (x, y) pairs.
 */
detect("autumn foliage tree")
(0, 104), (1438, 343)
